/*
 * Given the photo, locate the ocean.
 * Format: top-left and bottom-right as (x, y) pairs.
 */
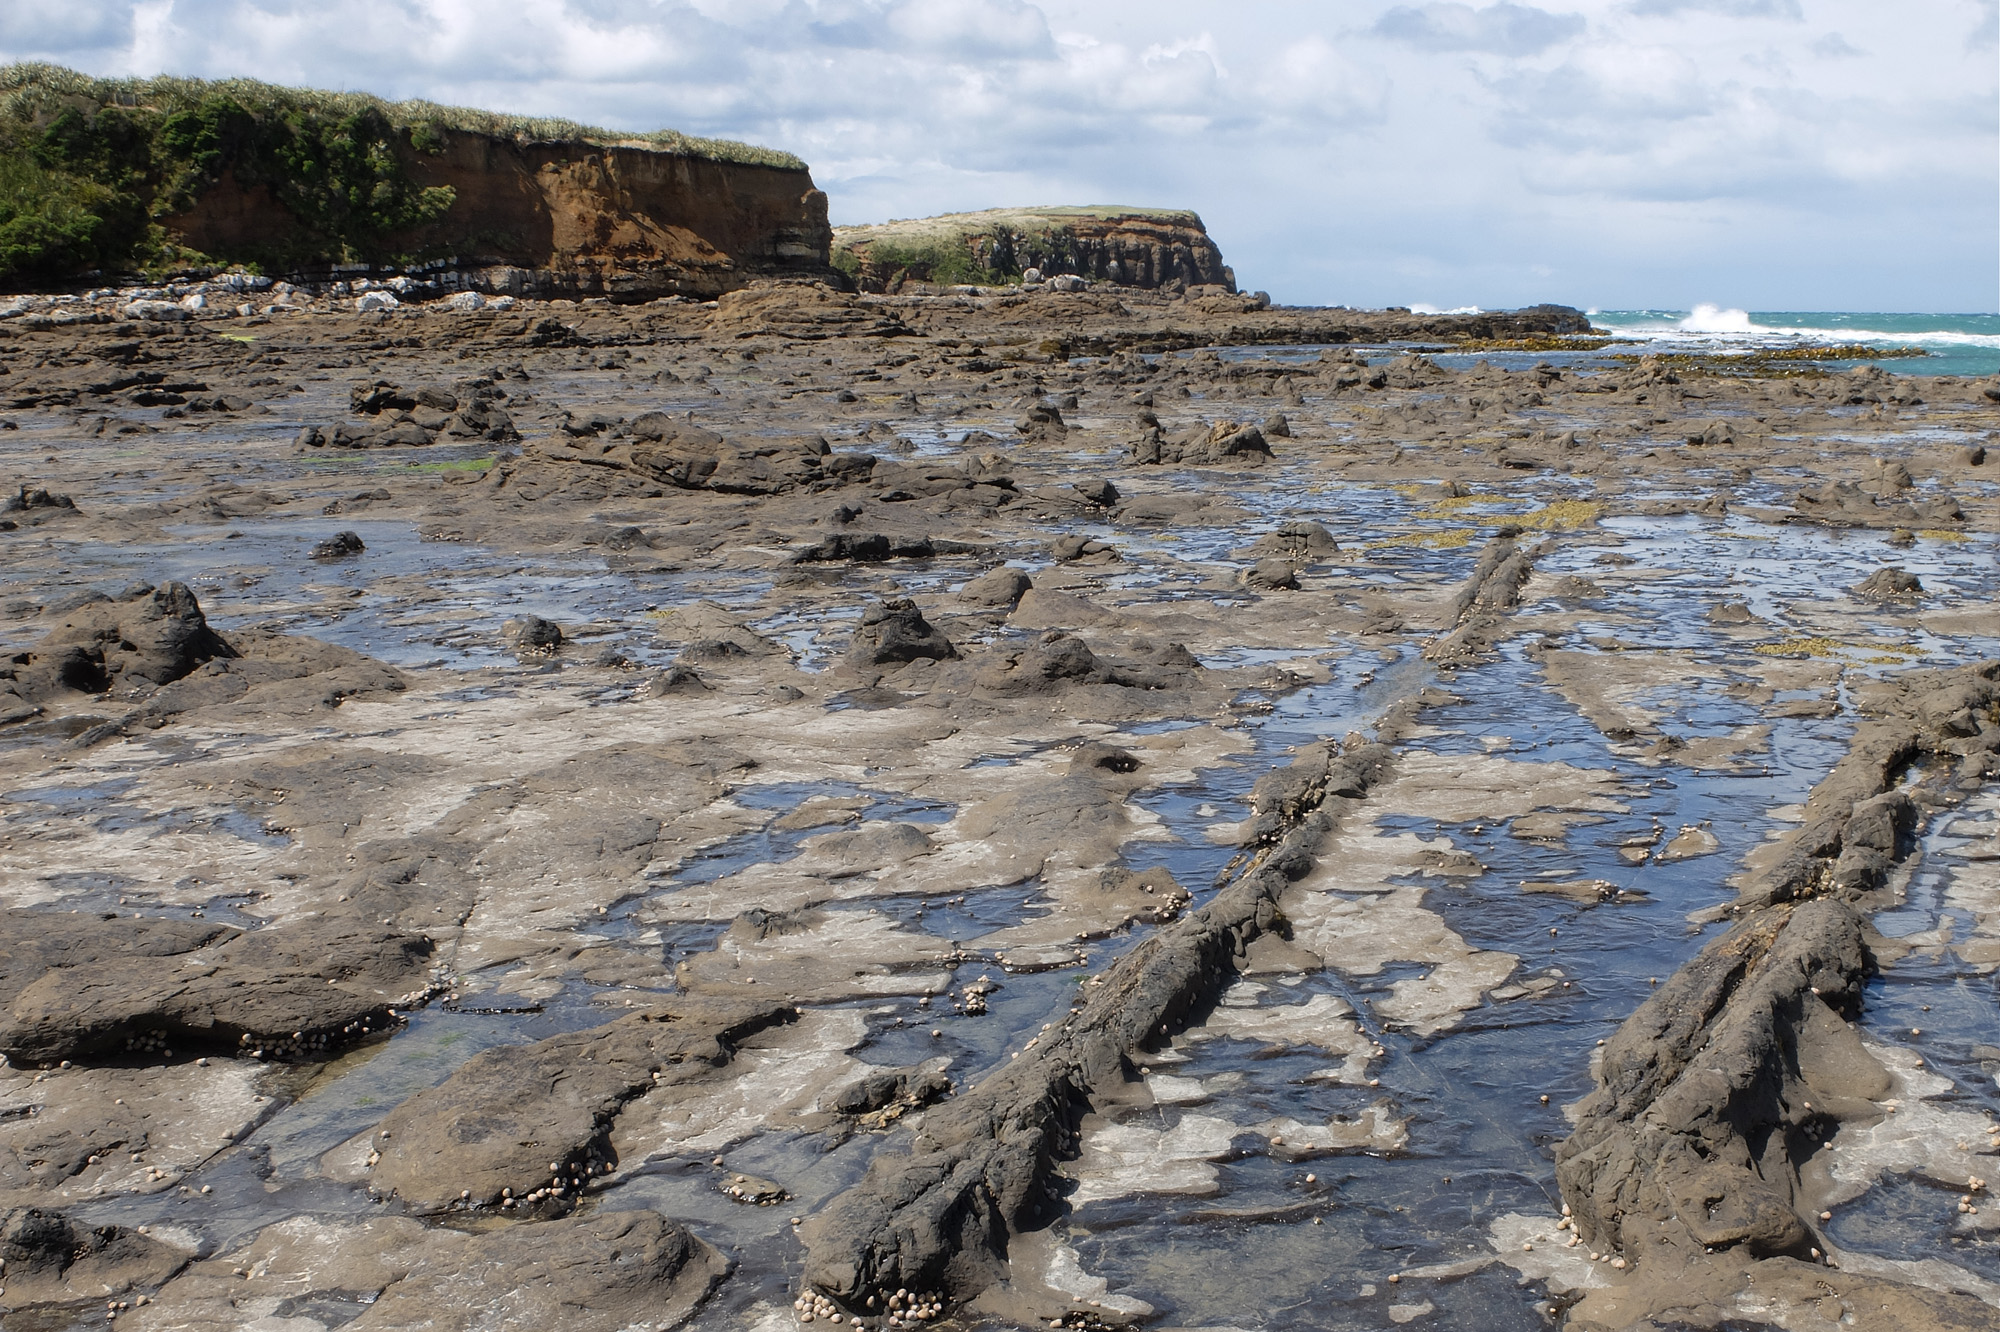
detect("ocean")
(1589, 306), (2000, 378)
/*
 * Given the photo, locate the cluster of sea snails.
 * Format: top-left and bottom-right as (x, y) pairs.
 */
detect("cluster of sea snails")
(792, 1287), (947, 1326)
(123, 1029), (178, 1058)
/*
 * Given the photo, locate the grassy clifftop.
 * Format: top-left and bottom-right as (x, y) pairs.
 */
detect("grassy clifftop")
(0, 63), (804, 284)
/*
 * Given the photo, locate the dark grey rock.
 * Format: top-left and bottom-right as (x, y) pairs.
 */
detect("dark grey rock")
(848, 599), (957, 668)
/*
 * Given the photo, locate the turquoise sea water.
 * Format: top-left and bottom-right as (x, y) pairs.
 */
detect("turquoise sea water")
(1589, 307), (2000, 377)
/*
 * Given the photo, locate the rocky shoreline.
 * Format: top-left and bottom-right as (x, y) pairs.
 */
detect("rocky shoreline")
(1, 281), (1997, 1331)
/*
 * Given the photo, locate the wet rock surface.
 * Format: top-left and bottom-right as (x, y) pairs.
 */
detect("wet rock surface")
(0, 911), (436, 1065)
(0, 287), (1997, 1330)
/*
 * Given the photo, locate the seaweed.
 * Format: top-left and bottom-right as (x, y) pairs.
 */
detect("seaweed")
(1605, 344), (1930, 380)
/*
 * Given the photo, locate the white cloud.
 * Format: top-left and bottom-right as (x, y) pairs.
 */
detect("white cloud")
(1373, 3), (1586, 55)
(0, 2), (133, 53)
(1970, 0), (1998, 50)
(0, 0), (1991, 312)
(1626, 0), (1802, 18)
(1809, 32), (1861, 58)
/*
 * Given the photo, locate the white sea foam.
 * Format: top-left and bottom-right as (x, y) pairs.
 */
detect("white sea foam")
(1678, 303), (1754, 333)
(1603, 308), (2000, 353)
(1407, 303), (1482, 315)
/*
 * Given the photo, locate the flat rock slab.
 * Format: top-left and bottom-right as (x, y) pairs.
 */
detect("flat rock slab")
(0, 1059), (268, 1208)
(0, 911), (436, 1065)
(124, 1209), (724, 1332)
(366, 996), (793, 1212)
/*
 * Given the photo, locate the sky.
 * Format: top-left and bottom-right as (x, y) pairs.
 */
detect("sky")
(3, 0), (1995, 312)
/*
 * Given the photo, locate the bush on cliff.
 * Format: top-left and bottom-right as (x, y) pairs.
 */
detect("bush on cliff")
(0, 154), (139, 279)
(845, 236), (1015, 288)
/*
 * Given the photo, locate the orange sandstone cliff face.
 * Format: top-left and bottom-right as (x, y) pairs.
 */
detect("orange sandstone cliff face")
(167, 132), (832, 300)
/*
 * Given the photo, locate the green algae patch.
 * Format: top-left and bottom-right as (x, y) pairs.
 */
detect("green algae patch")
(400, 456), (494, 474)
(1515, 500), (1603, 531)
(1607, 344), (1929, 380)
(1404, 495), (1600, 530)
(1752, 637), (1849, 659)
(1363, 527), (1479, 551)
(1416, 492), (1512, 517)
(1448, 334), (1625, 352)
(1753, 636), (1925, 661)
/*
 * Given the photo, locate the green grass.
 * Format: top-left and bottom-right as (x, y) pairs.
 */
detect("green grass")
(401, 455), (495, 472)
(0, 64), (802, 167)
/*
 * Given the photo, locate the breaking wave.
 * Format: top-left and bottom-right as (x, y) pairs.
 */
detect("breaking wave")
(1678, 303), (1754, 333)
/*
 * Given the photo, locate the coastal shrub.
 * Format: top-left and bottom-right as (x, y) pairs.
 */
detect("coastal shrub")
(0, 152), (144, 279)
(854, 237), (1017, 287)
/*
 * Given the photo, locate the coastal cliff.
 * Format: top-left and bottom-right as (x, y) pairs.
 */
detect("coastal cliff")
(831, 206), (1233, 292)
(170, 133), (832, 301)
(0, 64), (830, 298)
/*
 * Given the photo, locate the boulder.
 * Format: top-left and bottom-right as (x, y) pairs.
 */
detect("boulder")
(957, 567), (1032, 609)
(1133, 420), (1274, 467)
(1244, 521), (1338, 560)
(310, 530), (366, 560)
(1854, 567), (1923, 602)
(1069, 741), (1140, 774)
(503, 616), (564, 652)
(790, 533), (942, 563)
(2, 485), (78, 522)
(976, 631), (1113, 695)
(833, 1065), (954, 1117)
(3, 581), (233, 699)
(647, 665), (712, 695)
(1068, 478), (1119, 507)
(848, 599), (957, 668)
(1245, 558), (1300, 591)
(1014, 404), (1067, 444)
(618, 418), (873, 495)
(1050, 534), (1116, 562)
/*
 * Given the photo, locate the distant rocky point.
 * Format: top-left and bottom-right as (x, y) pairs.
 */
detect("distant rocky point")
(831, 206), (1234, 294)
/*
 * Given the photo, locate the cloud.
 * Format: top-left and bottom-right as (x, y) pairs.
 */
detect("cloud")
(1971, 0), (1998, 50)
(1372, 2), (1585, 55)
(0, 2), (132, 53)
(1809, 31), (1860, 57)
(885, 0), (1054, 56)
(1626, 0), (1802, 18)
